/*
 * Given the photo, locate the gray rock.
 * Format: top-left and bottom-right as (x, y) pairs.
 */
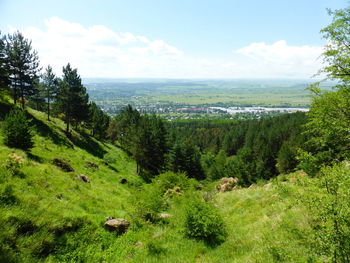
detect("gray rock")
(105, 218), (130, 234)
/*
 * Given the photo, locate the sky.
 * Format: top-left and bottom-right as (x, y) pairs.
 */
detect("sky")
(0, 0), (348, 79)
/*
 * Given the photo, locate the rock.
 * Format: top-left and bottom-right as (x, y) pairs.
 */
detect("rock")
(120, 178), (128, 184)
(78, 174), (90, 183)
(216, 177), (239, 192)
(158, 213), (172, 220)
(105, 218), (130, 234)
(86, 161), (99, 169)
(52, 158), (74, 172)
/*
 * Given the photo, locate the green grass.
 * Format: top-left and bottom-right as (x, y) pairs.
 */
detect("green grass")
(0, 102), (317, 262)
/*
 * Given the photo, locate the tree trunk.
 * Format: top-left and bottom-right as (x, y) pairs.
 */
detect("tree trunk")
(13, 87), (17, 105)
(66, 110), (70, 133)
(47, 91), (50, 121)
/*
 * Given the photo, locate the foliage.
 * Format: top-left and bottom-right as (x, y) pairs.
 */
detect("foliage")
(131, 172), (194, 224)
(303, 163), (350, 262)
(41, 65), (58, 121)
(184, 197), (227, 246)
(0, 32), (9, 94)
(299, 7), (350, 173)
(0, 184), (17, 205)
(169, 112), (306, 184)
(167, 141), (205, 180)
(320, 8), (350, 83)
(5, 31), (40, 109)
(110, 105), (167, 180)
(88, 101), (110, 139)
(2, 109), (33, 150)
(55, 63), (89, 132)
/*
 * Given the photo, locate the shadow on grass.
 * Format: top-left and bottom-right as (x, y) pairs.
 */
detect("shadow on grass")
(27, 152), (44, 163)
(69, 131), (107, 159)
(106, 164), (119, 173)
(29, 116), (71, 147)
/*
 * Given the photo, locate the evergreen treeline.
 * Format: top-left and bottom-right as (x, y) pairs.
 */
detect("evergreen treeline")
(167, 112), (307, 185)
(106, 105), (307, 184)
(0, 31), (110, 138)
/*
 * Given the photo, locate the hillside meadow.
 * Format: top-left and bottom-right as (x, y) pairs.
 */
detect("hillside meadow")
(0, 101), (328, 262)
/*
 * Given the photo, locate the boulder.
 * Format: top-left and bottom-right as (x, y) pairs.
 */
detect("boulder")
(104, 218), (130, 234)
(216, 177), (239, 192)
(78, 174), (90, 183)
(52, 158), (74, 172)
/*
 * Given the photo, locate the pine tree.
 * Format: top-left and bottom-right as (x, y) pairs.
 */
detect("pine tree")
(89, 102), (110, 139)
(5, 31), (40, 109)
(56, 64), (89, 133)
(41, 65), (58, 121)
(2, 109), (33, 150)
(0, 32), (9, 94)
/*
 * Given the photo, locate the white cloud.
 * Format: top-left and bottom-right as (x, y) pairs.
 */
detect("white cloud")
(8, 17), (324, 78)
(232, 40), (323, 78)
(19, 16), (183, 77)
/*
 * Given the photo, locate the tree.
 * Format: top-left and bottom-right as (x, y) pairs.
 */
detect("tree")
(113, 104), (141, 152)
(0, 32), (9, 94)
(320, 8), (350, 83)
(88, 102), (110, 139)
(134, 114), (167, 180)
(56, 64), (89, 133)
(168, 141), (204, 180)
(299, 8), (350, 172)
(41, 65), (58, 121)
(109, 106), (168, 180)
(5, 31), (40, 109)
(2, 109), (33, 150)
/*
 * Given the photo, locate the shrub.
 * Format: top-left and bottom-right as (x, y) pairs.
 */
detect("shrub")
(152, 172), (195, 193)
(303, 162), (350, 262)
(184, 198), (227, 246)
(2, 109), (33, 150)
(131, 183), (165, 224)
(0, 184), (17, 205)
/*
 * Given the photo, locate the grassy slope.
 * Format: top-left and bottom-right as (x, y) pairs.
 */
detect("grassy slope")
(0, 102), (313, 262)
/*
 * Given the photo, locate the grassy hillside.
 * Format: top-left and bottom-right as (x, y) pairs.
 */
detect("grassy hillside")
(0, 102), (315, 262)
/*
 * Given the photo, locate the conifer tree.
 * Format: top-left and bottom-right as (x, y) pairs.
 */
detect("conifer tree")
(5, 31), (40, 108)
(0, 32), (9, 94)
(41, 65), (58, 121)
(88, 101), (110, 139)
(56, 63), (89, 133)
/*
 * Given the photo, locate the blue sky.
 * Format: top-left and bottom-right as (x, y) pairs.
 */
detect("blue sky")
(1, 0), (348, 78)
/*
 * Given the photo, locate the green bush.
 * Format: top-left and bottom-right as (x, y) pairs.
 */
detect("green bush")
(184, 198), (227, 246)
(152, 171), (195, 193)
(2, 109), (33, 150)
(304, 162), (350, 262)
(131, 183), (165, 224)
(0, 184), (17, 205)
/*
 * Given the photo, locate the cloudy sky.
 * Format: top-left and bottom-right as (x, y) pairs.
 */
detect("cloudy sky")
(0, 0), (347, 79)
